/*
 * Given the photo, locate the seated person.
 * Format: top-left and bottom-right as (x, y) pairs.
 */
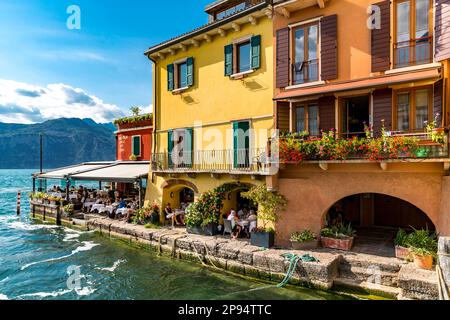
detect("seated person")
(175, 211), (185, 226)
(118, 198), (127, 209)
(247, 210), (257, 222)
(228, 210), (243, 239)
(165, 203), (174, 219)
(237, 207), (248, 220)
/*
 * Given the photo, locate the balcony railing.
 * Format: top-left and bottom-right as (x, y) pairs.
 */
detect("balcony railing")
(151, 148), (270, 174)
(278, 130), (449, 164)
(292, 59), (319, 85)
(394, 36), (433, 69)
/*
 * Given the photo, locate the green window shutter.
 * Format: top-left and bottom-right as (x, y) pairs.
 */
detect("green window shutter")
(132, 136), (141, 156)
(233, 121), (250, 168)
(168, 130), (174, 167)
(251, 35), (261, 70)
(184, 128), (194, 167)
(167, 64), (174, 91)
(186, 57), (194, 87)
(224, 44), (234, 76)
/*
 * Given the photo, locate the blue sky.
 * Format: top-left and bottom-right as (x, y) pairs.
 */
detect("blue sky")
(0, 0), (211, 123)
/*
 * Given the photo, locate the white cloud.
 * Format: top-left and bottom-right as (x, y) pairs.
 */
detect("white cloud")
(0, 79), (125, 124)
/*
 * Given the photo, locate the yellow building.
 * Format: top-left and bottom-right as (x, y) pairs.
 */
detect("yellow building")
(144, 1), (275, 216)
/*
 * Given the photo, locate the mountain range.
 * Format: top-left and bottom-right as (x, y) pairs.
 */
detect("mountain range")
(0, 118), (116, 169)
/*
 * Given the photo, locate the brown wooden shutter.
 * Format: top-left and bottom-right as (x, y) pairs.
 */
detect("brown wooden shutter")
(372, 88), (393, 136)
(371, 1), (391, 72)
(435, 0), (450, 61)
(276, 102), (290, 132)
(318, 96), (336, 132)
(276, 28), (290, 88)
(434, 80), (444, 125)
(321, 15), (338, 81)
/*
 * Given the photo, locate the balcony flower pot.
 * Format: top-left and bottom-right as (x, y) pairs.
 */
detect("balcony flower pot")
(291, 239), (320, 250)
(187, 223), (219, 236)
(395, 245), (412, 260)
(321, 236), (354, 251)
(413, 254), (434, 270)
(250, 231), (275, 249)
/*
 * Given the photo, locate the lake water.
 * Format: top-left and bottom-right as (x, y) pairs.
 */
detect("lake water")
(0, 170), (350, 300)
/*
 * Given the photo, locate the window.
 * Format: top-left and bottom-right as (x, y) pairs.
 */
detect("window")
(237, 41), (251, 73)
(395, 87), (432, 131)
(167, 57), (194, 92)
(295, 104), (320, 136)
(394, 0), (433, 68)
(177, 61), (188, 89)
(132, 136), (141, 157)
(168, 129), (193, 168)
(216, 2), (246, 20)
(292, 23), (319, 85)
(224, 35), (261, 77)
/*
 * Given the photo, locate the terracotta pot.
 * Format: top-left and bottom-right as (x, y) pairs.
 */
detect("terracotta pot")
(395, 245), (411, 260)
(321, 236), (354, 251)
(291, 240), (319, 250)
(413, 254), (434, 270)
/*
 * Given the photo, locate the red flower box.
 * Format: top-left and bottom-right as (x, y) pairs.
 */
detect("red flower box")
(321, 236), (354, 251)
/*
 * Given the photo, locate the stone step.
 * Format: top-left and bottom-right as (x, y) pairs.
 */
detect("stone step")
(339, 265), (399, 287)
(340, 254), (403, 273)
(333, 277), (401, 299)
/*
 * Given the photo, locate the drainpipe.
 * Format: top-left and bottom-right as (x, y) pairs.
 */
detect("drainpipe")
(147, 54), (158, 184)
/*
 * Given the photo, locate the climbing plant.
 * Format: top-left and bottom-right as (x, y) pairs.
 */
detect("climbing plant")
(185, 183), (246, 228)
(241, 184), (287, 232)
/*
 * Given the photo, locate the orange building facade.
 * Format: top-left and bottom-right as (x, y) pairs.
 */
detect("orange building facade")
(115, 117), (153, 162)
(269, 0), (450, 246)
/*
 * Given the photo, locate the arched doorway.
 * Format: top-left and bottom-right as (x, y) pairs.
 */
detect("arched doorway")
(220, 183), (257, 218)
(325, 193), (435, 231)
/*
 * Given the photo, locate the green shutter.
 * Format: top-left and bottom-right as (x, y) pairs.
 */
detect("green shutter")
(233, 121), (250, 168)
(186, 57), (194, 87)
(251, 35), (261, 70)
(224, 44), (233, 76)
(167, 64), (174, 91)
(168, 130), (174, 167)
(185, 128), (194, 167)
(132, 136), (141, 156)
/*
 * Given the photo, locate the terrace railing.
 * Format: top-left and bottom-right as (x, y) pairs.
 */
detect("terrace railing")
(151, 148), (270, 174)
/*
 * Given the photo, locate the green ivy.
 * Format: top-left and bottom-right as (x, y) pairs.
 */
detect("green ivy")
(114, 113), (152, 125)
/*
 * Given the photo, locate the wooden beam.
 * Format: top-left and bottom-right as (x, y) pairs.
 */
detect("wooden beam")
(157, 53), (165, 60)
(204, 34), (212, 43)
(179, 44), (187, 52)
(248, 15), (258, 25)
(231, 22), (241, 32)
(218, 28), (226, 37)
(264, 6), (273, 19)
(278, 7), (290, 19)
(168, 48), (176, 56)
(191, 39), (200, 47)
(317, 0), (325, 8)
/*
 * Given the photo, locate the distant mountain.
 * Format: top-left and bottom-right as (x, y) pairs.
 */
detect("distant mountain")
(0, 118), (116, 169)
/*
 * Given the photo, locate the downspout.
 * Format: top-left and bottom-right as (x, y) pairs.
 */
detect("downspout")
(147, 54), (158, 184)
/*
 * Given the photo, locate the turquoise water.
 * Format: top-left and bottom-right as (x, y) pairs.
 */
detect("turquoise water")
(0, 170), (350, 300)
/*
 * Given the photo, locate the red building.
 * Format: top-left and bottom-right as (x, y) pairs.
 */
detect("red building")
(115, 114), (153, 161)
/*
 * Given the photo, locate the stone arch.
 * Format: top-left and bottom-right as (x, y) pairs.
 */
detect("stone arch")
(160, 179), (199, 194)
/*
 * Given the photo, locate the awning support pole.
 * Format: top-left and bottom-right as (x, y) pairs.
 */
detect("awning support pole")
(32, 177), (36, 193)
(138, 179), (143, 209)
(65, 178), (71, 201)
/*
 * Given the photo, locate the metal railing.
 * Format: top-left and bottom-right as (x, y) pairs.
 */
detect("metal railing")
(151, 148), (270, 174)
(394, 36), (433, 69)
(292, 59), (319, 85)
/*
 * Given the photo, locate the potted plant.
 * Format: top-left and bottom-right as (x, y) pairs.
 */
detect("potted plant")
(290, 230), (319, 250)
(241, 184), (288, 249)
(394, 228), (411, 260)
(407, 229), (438, 270)
(320, 223), (356, 251)
(63, 204), (75, 217)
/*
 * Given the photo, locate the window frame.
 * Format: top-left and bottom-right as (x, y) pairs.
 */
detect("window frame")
(290, 21), (321, 86)
(393, 0), (434, 68)
(230, 35), (254, 78)
(393, 86), (433, 131)
(172, 58), (189, 92)
(131, 135), (142, 157)
(294, 103), (320, 136)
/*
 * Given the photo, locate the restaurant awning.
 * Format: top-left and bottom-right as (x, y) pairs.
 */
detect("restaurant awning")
(34, 162), (114, 180)
(68, 162), (150, 183)
(274, 67), (442, 100)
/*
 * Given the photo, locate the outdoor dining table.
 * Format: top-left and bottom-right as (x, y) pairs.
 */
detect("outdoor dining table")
(69, 193), (78, 200)
(98, 206), (115, 214)
(116, 208), (130, 216)
(90, 204), (105, 213)
(83, 201), (95, 209)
